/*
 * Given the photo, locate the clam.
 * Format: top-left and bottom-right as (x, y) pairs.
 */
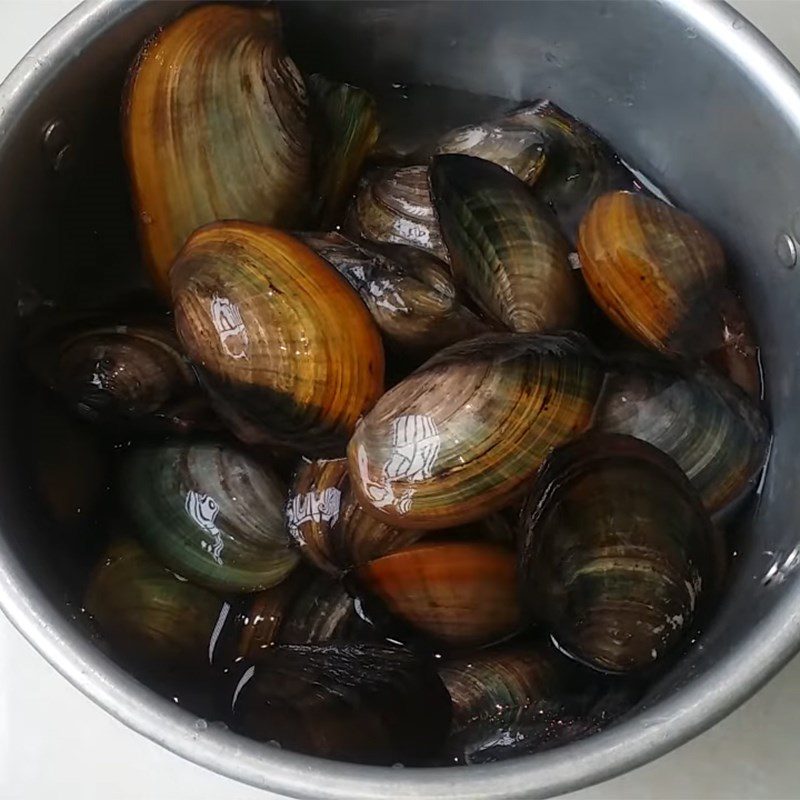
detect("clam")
(227, 643), (451, 764)
(298, 232), (486, 357)
(519, 433), (724, 673)
(501, 100), (635, 240)
(706, 288), (762, 399)
(27, 313), (205, 432)
(439, 644), (627, 763)
(577, 191), (726, 357)
(123, 4), (312, 295)
(286, 457), (423, 575)
(435, 113), (546, 184)
(345, 165), (450, 262)
(237, 567), (376, 659)
(85, 537), (226, 669)
(120, 438), (299, 593)
(429, 154), (579, 333)
(595, 360), (770, 515)
(308, 74), (380, 227)
(348, 331), (604, 529)
(356, 542), (522, 648)
(171, 222), (384, 454)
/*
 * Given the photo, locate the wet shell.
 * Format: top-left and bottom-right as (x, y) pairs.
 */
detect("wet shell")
(519, 433), (724, 673)
(706, 288), (762, 399)
(237, 567), (375, 659)
(505, 100), (635, 240)
(227, 643), (451, 764)
(435, 113), (546, 184)
(85, 537), (225, 668)
(308, 74), (380, 227)
(120, 438), (299, 593)
(171, 222), (384, 454)
(345, 165), (449, 262)
(578, 191), (726, 357)
(27, 313), (201, 432)
(357, 542), (522, 648)
(286, 457), (423, 575)
(348, 331), (604, 529)
(123, 4), (312, 295)
(299, 232), (486, 357)
(594, 360), (769, 515)
(429, 154), (579, 333)
(439, 644), (623, 763)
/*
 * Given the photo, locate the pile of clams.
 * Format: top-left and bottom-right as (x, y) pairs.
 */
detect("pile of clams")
(25, 3), (770, 767)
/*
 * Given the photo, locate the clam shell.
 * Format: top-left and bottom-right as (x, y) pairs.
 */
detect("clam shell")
(308, 74), (380, 227)
(357, 541), (522, 648)
(504, 100), (635, 240)
(85, 537), (225, 668)
(286, 457), (423, 575)
(435, 114), (546, 184)
(120, 438), (299, 593)
(227, 643), (451, 764)
(439, 644), (622, 763)
(345, 165), (449, 262)
(595, 360), (770, 515)
(706, 288), (762, 399)
(123, 4), (312, 295)
(519, 433), (724, 673)
(429, 154), (579, 333)
(577, 191), (726, 357)
(171, 222), (384, 454)
(299, 232), (486, 357)
(237, 567), (375, 659)
(348, 331), (604, 529)
(27, 312), (199, 432)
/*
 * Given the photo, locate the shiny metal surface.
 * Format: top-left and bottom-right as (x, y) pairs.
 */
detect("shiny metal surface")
(0, 1), (798, 798)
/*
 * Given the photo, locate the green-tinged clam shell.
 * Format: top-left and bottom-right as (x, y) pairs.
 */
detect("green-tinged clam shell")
(439, 644), (632, 763)
(120, 438), (299, 593)
(227, 643), (451, 764)
(85, 537), (225, 668)
(348, 332), (604, 529)
(595, 360), (769, 515)
(298, 232), (486, 357)
(123, 3), (312, 296)
(308, 74), (380, 227)
(345, 165), (449, 262)
(519, 433), (724, 673)
(429, 154), (579, 333)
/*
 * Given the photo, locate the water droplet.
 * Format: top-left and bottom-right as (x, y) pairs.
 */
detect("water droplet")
(732, 17), (744, 30)
(448, 38), (458, 48)
(267, 739), (282, 749)
(193, 718), (208, 731)
(41, 118), (74, 172)
(685, 27), (698, 39)
(623, 94), (635, 107)
(140, 210), (153, 225)
(544, 51), (560, 66)
(775, 232), (797, 268)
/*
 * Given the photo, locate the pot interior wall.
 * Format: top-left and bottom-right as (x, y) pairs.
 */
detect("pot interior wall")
(0, 0), (796, 747)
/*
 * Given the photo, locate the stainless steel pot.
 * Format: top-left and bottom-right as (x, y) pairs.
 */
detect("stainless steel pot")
(1, 1), (799, 798)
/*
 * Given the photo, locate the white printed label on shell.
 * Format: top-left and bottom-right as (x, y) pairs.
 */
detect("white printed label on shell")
(286, 487), (342, 535)
(210, 295), (249, 359)
(185, 490), (224, 565)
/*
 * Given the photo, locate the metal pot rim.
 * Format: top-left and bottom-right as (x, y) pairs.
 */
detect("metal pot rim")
(1, 2), (799, 798)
